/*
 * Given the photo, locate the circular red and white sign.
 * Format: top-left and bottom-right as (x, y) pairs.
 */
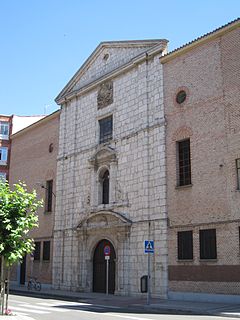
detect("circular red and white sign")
(104, 245), (111, 256)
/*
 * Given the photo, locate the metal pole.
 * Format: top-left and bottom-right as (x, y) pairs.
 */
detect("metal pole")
(106, 258), (109, 295)
(147, 252), (150, 305)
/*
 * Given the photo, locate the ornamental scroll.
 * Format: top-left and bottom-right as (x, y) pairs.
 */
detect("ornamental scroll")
(97, 81), (113, 109)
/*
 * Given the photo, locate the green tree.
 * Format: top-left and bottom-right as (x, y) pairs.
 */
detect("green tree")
(0, 180), (42, 315)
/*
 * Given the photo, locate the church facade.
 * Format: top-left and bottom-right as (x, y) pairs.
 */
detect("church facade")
(53, 40), (169, 297)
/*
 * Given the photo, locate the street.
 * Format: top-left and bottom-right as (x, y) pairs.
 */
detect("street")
(7, 294), (240, 320)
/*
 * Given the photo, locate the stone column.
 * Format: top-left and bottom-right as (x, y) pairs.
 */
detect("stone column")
(109, 161), (117, 204)
(89, 164), (97, 207)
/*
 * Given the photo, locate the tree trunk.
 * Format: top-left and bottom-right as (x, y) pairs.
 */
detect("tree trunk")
(0, 256), (5, 315)
(5, 267), (10, 312)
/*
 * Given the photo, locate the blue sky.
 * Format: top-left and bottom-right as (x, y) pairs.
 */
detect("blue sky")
(0, 1), (239, 116)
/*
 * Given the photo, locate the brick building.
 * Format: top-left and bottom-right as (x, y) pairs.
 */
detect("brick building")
(0, 115), (12, 180)
(0, 114), (45, 181)
(9, 111), (60, 287)
(162, 19), (240, 296)
(6, 18), (239, 299)
(53, 40), (169, 297)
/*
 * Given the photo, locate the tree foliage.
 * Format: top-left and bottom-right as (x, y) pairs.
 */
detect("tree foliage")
(0, 180), (42, 266)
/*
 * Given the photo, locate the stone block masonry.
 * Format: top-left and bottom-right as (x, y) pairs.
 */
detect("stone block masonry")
(53, 40), (168, 297)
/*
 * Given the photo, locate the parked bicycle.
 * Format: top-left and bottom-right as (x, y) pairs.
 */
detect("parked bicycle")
(27, 277), (41, 291)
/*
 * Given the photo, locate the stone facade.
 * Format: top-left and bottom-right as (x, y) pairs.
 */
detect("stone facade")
(9, 111), (60, 287)
(162, 19), (240, 295)
(54, 40), (169, 297)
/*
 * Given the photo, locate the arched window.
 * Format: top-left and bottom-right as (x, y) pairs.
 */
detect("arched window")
(102, 170), (109, 204)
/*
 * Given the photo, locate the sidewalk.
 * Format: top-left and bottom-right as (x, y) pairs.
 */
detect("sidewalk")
(1, 316), (32, 320)
(9, 285), (240, 318)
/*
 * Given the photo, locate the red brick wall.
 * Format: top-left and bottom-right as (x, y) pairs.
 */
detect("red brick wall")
(163, 26), (240, 294)
(9, 113), (59, 285)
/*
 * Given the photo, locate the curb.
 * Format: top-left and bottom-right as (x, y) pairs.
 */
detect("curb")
(10, 289), (85, 302)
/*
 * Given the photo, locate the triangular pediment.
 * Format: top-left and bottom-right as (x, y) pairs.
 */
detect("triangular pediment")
(55, 39), (168, 103)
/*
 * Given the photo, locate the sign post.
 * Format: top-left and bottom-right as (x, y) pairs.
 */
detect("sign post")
(144, 240), (154, 305)
(104, 245), (111, 295)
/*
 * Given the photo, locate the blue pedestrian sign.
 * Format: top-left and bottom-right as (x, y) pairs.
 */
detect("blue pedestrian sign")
(144, 240), (154, 253)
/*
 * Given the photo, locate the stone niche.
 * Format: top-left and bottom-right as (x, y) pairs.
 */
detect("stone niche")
(88, 146), (118, 207)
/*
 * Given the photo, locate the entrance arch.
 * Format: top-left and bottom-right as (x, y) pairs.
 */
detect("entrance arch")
(93, 239), (116, 294)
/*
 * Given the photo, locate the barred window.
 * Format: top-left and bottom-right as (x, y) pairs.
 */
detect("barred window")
(177, 139), (191, 186)
(45, 180), (53, 212)
(200, 229), (217, 259)
(34, 242), (41, 261)
(178, 230), (193, 260)
(43, 241), (51, 261)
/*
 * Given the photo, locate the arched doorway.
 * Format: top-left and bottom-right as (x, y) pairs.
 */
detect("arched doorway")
(93, 239), (116, 294)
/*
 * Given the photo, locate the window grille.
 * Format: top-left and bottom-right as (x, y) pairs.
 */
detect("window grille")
(200, 229), (217, 259)
(43, 241), (50, 261)
(34, 242), (41, 261)
(45, 180), (53, 212)
(177, 139), (191, 186)
(178, 230), (193, 260)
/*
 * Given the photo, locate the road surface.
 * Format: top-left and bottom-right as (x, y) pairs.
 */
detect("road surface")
(8, 294), (240, 320)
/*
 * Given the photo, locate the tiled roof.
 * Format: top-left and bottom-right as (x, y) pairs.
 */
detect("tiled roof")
(161, 17), (240, 61)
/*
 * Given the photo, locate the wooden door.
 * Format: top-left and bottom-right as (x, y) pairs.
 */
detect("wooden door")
(93, 239), (116, 294)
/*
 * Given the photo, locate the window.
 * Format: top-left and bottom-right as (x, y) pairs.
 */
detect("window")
(177, 139), (191, 186)
(236, 159), (240, 190)
(43, 241), (50, 261)
(239, 227), (240, 252)
(176, 90), (187, 104)
(0, 147), (8, 165)
(102, 170), (109, 204)
(200, 229), (217, 259)
(103, 53), (109, 61)
(98, 168), (110, 205)
(178, 230), (193, 260)
(99, 116), (113, 144)
(0, 172), (6, 181)
(45, 180), (53, 212)
(0, 122), (9, 140)
(34, 242), (41, 261)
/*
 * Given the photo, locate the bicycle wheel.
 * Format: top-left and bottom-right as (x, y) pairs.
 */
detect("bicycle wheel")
(27, 281), (33, 290)
(35, 281), (41, 291)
